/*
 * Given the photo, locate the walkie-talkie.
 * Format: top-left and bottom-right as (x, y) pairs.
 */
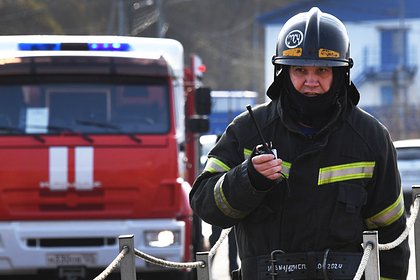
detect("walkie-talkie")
(246, 105), (277, 157)
(247, 105), (285, 180)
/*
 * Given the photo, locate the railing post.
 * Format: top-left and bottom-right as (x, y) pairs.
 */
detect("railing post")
(119, 234), (137, 280)
(412, 185), (420, 280)
(195, 252), (211, 280)
(363, 231), (380, 280)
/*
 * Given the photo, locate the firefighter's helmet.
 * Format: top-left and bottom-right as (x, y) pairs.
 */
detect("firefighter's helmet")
(272, 7), (353, 78)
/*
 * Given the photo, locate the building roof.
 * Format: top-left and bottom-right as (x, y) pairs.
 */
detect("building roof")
(258, 0), (420, 25)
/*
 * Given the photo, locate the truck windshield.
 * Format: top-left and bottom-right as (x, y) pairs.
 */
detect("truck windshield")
(0, 82), (170, 135)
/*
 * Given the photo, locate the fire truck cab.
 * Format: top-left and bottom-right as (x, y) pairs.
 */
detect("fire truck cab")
(0, 35), (208, 280)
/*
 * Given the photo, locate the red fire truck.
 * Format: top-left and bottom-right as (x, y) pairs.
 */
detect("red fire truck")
(0, 35), (210, 280)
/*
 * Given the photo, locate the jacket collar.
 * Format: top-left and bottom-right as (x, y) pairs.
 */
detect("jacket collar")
(275, 86), (351, 138)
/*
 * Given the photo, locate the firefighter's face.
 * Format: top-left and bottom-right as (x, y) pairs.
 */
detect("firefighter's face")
(289, 66), (333, 96)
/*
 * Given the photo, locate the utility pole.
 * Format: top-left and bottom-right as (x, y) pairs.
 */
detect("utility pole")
(252, 1), (262, 100)
(395, 0), (407, 139)
(156, 0), (167, 38)
(118, 0), (128, 35)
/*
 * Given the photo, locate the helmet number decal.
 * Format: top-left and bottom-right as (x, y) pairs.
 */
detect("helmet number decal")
(285, 30), (303, 48)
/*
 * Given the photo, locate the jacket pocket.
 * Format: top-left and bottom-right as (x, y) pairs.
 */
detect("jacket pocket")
(329, 183), (367, 244)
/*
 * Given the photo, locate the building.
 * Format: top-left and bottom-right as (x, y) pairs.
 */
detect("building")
(258, 0), (420, 139)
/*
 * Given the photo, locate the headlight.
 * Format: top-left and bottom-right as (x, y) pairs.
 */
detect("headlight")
(144, 230), (180, 247)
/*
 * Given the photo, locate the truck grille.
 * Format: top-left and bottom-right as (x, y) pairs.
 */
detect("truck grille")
(26, 237), (116, 248)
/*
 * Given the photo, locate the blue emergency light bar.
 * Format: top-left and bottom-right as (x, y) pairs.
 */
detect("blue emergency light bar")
(18, 43), (60, 51)
(18, 42), (131, 51)
(88, 43), (131, 51)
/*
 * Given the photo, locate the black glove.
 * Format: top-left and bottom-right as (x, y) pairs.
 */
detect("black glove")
(247, 145), (279, 190)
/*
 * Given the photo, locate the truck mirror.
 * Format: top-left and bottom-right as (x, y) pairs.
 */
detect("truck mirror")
(187, 116), (209, 133)
(195, 87), (211, 115)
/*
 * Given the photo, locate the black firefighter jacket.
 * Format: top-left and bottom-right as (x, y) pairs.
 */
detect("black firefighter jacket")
(189, 85), (410, 279)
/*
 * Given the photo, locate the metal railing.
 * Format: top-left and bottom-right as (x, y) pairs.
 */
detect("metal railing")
(92, 186), (420, 280)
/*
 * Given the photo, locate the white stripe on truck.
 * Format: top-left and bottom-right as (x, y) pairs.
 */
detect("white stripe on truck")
(49, 147), (68, 190)
(75, 147), (94, 190)
(48, 146), (95, 190)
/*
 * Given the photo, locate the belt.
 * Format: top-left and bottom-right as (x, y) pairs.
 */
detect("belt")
(241, 250), (363, 280)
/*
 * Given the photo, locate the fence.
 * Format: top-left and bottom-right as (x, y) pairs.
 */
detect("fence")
(92, 186), (420, 280)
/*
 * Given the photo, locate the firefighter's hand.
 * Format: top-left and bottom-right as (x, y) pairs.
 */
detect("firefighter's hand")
(251, 154), (283, 181)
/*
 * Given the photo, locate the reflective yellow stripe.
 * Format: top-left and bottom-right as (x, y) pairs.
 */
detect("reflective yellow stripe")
(213, 174), (246, 219)
(244, 148), (252, 160)
(281, 161), (291, 179)
(204, 157), (231, 173)
(365, 191), (405, 229)
(318, 162), (375, 185)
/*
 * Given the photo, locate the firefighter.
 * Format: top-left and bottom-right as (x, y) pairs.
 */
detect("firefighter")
(190, 7), (410, 280)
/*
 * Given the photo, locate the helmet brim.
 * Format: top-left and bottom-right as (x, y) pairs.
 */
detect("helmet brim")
(273, 58), (350, 67)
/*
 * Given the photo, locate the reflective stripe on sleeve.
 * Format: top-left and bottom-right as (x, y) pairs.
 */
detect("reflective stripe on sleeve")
(318, 162), (375, 185)
(213, 174), (247, 219)
(365, 191), (405, 229)
(281, 161), (291, 179)
(244, 148), (252, 160)
(204, 157), (231, 173)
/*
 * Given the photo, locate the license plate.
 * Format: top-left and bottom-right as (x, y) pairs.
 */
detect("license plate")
(47, 253), (97, 266)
